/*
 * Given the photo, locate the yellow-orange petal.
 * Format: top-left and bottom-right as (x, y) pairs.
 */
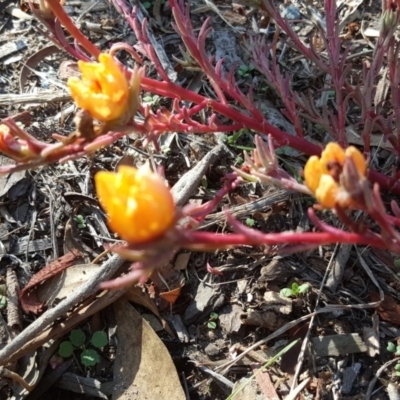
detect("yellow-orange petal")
(95, 166), (175, 244)
(68, 53), (130, 122)
(315, 174), (338, 208)
(345, 146), (367, 176)
(320, 142), (346, 171)
(304, 155), (323, 193)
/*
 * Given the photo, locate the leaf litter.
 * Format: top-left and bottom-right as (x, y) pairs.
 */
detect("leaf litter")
(0, 0), (399, 399)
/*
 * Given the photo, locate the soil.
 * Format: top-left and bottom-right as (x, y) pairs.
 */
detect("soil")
(0, 0), (399, 399)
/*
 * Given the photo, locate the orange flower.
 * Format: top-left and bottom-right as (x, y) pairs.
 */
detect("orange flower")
(68, 54), (140, 123)
(304, 143), (367, 208)
(0, 124), (39, 162)
(95, 165), (175, 244)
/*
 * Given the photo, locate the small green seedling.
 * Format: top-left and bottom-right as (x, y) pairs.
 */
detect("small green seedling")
(81, 349), (100, 367)
(235, 156), (244, 165)
(394, 259), (400, 276)
(245, 218), (255, 227)
(0, 284), (7, 310)
(386, 342), (400, 376)
(226, 129), (245, 145)
(387, 341), (400, 355)
(207, 312), (219, 330)
(142, 0), (165, 11)
(58, 329), (109, 367)
(280, 282), (310, 298)
(142, 93), (161, 106)
(74, 215), (86, 229)
(237, 64), (255, 78)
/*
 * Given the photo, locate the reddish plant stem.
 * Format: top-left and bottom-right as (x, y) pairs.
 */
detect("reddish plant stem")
(47, 0), (100, 59)
(186, 230), (387, 250)
(46, 0), (400, 195)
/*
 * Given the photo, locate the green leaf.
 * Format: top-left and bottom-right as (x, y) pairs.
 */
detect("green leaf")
(280, 288), (293, 298)
(395, 364), (400, 371)
(291, 282), (299, 294)
(245, 218), (255, 227)
(396, 346), (400, 356)
(69, 329), (86, 347)
(91, 331), (108, 348)
(394, 259), (400, 269)
(207, 321), (217, 330)
(227, 129), (244, 144)
(0, 295), (7, 310)
(209, 312), (219, 321)
(81, 349), (100, 366)
(387, 342), (396, 352)
(235, 156), (244, 165)
(297, 283), (310, 294)
(142, 1), (151, 8)
(59, 341), (74, 358)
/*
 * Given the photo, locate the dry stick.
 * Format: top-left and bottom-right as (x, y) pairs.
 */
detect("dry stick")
(0, 143), (227, 366)
(216, 297), (384, 376)
(366, 357), (400, 399)
(5, 289), (124, 364)
(0, 254), (125, 365)
(289, 242), (341, 392)
(294, 245), (385, 394)
(171, 143), (228, 207)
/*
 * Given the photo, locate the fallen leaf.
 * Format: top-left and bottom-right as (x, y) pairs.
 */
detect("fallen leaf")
(36, 263), (100, 309)
(112, 299), (185, 400)
(159, 286), (182, 304)
(250, 365), (279, 400)
(125, 286), (175, 337)
(370, 291), (400, 326)
(174, 252), (191, 270)
(19, 250), (83, 314)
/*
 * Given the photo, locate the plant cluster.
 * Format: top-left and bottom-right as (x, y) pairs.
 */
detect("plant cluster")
(280, 282), (310, 298)
(58, 329), (109, 367)
(1, 0), (400, 286)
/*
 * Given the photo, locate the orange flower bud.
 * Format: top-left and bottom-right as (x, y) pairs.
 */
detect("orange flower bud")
(304, 143), (367, 209)
(68, 54), (141, 123)
(0, 124), (39, 162)
(95, 165), (175, 244)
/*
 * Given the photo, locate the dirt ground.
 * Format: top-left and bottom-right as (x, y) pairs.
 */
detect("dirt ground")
(0, 0), (400, 399)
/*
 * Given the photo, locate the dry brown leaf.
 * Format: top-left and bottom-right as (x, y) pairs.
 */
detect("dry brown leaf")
(124, 286), (175, 337)
(159, 286), (182, 304)
(174, 252), (191, 270)
(370, 291), (400, 326)
(112, 299), (185, 400)
(250, 365), (279, 400)
(19, 250), (82, 314)
(36, 264), (100, 309)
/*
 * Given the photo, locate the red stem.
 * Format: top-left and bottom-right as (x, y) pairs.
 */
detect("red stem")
(47, 0), (100, 59)
(46, 0), (400, 195)
(187, 230), (386, 249)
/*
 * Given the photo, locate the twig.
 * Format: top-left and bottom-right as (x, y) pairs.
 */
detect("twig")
(0, 254), (125, 365)
(366, 357), (400, 400)
(215, 295), (384, 376)
(197, 365), (234, 390)
(0, 144), (221, 366)
(290, 242), (341, 392)
(0, 91), (70, 106)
